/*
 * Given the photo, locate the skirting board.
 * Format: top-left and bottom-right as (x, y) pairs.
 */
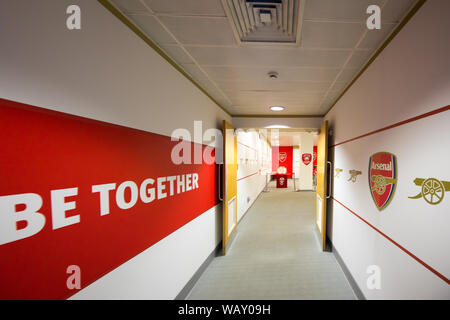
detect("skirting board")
(331, 242), (366, 300)
(175, 243), (221, 300)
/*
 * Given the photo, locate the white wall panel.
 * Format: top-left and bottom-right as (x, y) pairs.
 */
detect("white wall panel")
(325, 0), (450, 299)
(236, 130), (271, 222)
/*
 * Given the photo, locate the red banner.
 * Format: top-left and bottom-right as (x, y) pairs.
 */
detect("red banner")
(0, 98), (219, 299)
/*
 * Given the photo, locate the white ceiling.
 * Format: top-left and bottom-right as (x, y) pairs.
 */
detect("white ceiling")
(109, 0), (418, 116)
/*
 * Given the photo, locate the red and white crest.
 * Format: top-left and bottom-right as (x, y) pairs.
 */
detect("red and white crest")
(369, 152), (397, 210)
(279, 152), (287, 163)
(302, 153), (312, 165)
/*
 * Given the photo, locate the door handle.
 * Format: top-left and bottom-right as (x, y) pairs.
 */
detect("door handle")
(218, 163), (223, 201)
(326, 161), (332, 199)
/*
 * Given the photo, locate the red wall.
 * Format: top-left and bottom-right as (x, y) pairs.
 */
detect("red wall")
(0, 98), (219, 299)
(272, 146), (293, 178)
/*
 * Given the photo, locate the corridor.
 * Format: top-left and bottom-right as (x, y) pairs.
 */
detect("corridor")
(1, 0), (449, 302)
(188, 181), (355, 300)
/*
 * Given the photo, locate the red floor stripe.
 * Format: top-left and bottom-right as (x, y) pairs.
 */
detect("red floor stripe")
(332, 197), (449, 285)
(330, 105), (450, 148)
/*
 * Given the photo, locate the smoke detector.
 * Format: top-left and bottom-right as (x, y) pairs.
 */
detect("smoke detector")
(268, 71), (279, 79)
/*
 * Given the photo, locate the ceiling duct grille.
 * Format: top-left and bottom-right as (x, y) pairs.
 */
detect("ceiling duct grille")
(222, 0), (305, 45)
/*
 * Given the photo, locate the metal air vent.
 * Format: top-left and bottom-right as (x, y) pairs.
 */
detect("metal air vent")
(222, 0), (305, 45)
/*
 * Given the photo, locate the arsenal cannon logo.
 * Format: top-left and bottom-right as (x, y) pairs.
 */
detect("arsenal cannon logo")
(369, 152), (398, 210)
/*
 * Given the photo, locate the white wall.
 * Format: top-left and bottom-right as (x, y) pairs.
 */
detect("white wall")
(0, 0), (230, 299)
(236, 130), (272, 222)
(325, 0), (450, 299)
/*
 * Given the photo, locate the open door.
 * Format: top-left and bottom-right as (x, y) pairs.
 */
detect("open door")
(316, 121), (330, 251)
(222, 120), (237, 255)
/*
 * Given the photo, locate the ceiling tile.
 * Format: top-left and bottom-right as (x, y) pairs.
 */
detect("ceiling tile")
(278, 67), (341, 82)
(203, 66), (340, 82)
(335, 67), (359, 83)
(158, 16), (235, 45)
(187, 47), (350, 68)
(330, 81), (351, 93)
(304, 0), (385, 22)
(212, 95), (232, 108)
(228, 91), (324, 106)
(160, 45), (194, 64)
(216, 80), (331, 92)
(358, 23), (397, 49)
(301, 21), (365, 49)
(128, 14), (176, 45)
(326, 90), (342, 102)
(180, 63), (209, 80)
(346, 50), (373, 68)
(144, 0), (226, 16)
(111, 0), (148, 13)
(321, 91), (342, 111)
(195, 78), (230, 102)
(382, 0), (417, 23)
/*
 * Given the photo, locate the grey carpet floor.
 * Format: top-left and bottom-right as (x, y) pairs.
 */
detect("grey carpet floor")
(187, 180), (356, 300)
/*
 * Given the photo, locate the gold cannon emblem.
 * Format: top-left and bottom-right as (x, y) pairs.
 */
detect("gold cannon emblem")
(335, 168), (343, 178)
(371, 175), (397, 195)
(408, 178), (450, 205)
(348, 170), (362, 183)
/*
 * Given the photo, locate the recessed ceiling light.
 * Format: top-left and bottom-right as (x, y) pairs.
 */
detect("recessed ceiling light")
(270, 106), (284, 111)
(265, 125), (291, 129)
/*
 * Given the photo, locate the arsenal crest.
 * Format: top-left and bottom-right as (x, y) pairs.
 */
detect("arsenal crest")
(302, 153), (312, 165)
(369, 152), (397, 210)
(279, 152), (287, 163)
